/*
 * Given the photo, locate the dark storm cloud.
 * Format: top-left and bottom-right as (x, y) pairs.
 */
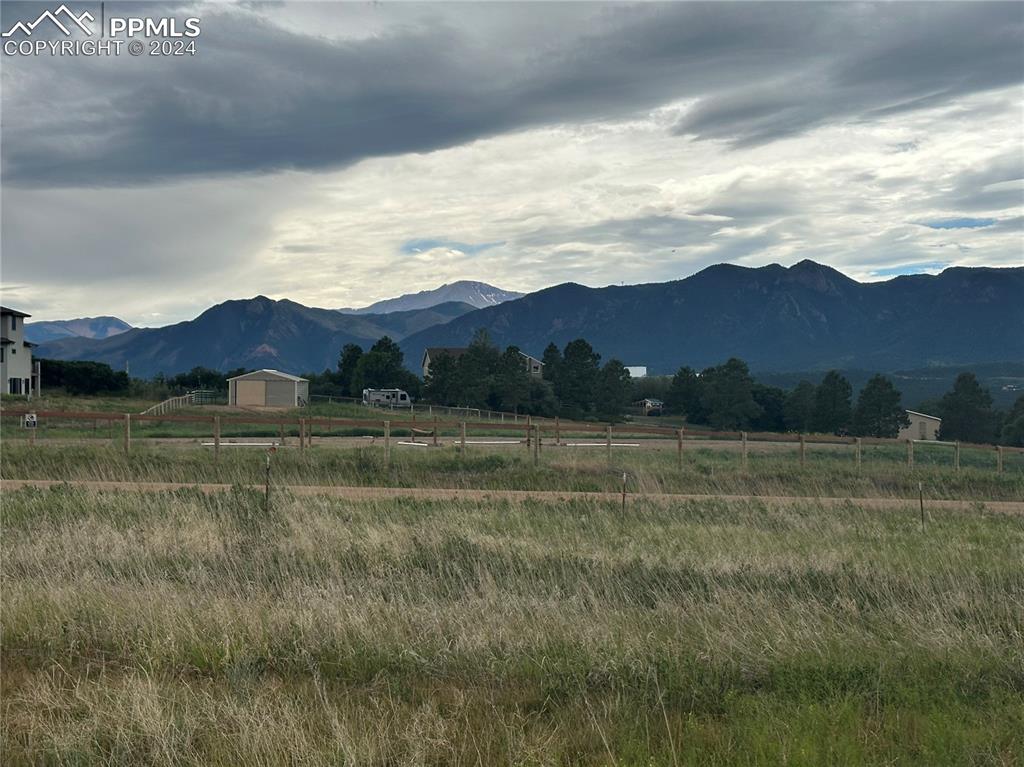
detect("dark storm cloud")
(2, 2), (1022, 187)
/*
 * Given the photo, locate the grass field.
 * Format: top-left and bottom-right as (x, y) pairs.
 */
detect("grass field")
(3, 416), (1023, 765)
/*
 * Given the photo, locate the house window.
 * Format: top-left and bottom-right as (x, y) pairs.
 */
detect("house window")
(919, 421), (926, 440)
(1, 347), (4, 363)
(9, 378), (20, 394)
(10, 316), (17, 331)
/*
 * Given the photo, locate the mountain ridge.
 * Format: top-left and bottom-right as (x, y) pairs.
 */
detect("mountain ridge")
(38, 300), (475, 377)
(398, 261), (1024, 374)
(25, 316), (133, 344)
(337, 280), (522, 314)
(34, 261), (1024, 379)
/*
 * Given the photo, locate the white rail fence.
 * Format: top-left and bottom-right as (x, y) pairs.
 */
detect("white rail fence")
(141, 389), (219, 416)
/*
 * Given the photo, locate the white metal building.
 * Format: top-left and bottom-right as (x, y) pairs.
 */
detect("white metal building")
(227, 369), (309, 408)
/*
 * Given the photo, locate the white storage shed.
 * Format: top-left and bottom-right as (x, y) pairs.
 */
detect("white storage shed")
(227, 369), (309, 408)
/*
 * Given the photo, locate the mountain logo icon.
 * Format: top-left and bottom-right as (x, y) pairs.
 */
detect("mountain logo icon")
(2, 4), (95, 37)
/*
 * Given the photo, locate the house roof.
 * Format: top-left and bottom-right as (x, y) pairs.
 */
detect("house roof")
(0, 306), (30, 318)
(226, 368), (307, 383)
(423, 347), (469, 364)
(905, 410), (941, 421)
(517, 351), (544, 364)
(0, 337), (12, 345)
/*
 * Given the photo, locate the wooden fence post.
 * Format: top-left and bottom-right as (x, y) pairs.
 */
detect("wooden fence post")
(124, 413), (131, 455)
(996, 445), (1003, 474)
(214, 416), (221, 463)
(606, 425), (612, 463)
(954, 441), (961, 471)
(855, 437), (862, 468)
(525, 415), (532, 450)
(907, 439), (914, 468)
(279, 422), (285, 446)
(533, 424), (540, 467)
(299, 419), (305, 452)
(555, 416), (561, 446)
(433, 416), (439, 447)
(384, 421), (391, 467)
(741, 431), (748, 470)
(460, 421), (466, 457)
(677, 428), (684, 469)
(799, 434), (806, 467)
(307, 418), (313, 448)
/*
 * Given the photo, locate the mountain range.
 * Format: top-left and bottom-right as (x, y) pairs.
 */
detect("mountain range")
(25, 316), (132, 345)
(398, 261), (1024, 374)
(337, 280), (522, 314)
(37, 299), (474, 378)
(35, 261), (1024, 379)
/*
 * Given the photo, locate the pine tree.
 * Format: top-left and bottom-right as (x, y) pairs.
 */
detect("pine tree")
(557, 339), (601, 419)
(665, 366), (706, 423)
(699, 358), (762, 430)
(852, 375), (909, 438)
(938, 372), (995, 443)
(811, 370), (853, 434)
(783, 381), (816, 432)
(337, 343), (363, 397)
(595, 359), (632, 421)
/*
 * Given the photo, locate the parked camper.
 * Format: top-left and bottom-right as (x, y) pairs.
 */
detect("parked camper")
(362, 388), (412, 408)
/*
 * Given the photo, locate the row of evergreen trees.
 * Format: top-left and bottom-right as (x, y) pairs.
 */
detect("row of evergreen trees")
(424, 332), (633, 420)
(666, 360), (910, 437)
(665, 360), (1024, 444)
(306, 334), (1023, 445)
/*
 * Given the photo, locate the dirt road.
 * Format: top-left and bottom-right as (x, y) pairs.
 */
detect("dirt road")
(3, 479), (1021, 514)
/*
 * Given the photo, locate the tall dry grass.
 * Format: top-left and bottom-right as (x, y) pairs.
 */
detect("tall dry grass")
(3, 485), (1023, 765)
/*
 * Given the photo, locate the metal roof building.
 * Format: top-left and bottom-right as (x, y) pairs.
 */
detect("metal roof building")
(227, 369), (309, 408)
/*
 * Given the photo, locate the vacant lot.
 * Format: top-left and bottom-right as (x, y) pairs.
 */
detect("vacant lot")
(3, 451), (1023, 765)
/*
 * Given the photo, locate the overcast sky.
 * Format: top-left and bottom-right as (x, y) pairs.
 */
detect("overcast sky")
(1, 1), (1022, 325)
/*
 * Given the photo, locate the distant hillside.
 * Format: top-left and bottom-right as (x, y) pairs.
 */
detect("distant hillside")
(339, 281), (522, 314)
(37, 299), (474, 378)
(25, 316), (132, 344)
(399, 261), (1024, 374)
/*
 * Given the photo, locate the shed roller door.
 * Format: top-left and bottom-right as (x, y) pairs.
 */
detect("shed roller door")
(235, 380), (266, 406)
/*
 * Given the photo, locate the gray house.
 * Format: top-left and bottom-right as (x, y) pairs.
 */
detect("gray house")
(227, 369), (308, 408)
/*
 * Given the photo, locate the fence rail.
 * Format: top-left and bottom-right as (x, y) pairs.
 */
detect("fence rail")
(3, 406), (1022, 460)
(140, 390), (220, 416)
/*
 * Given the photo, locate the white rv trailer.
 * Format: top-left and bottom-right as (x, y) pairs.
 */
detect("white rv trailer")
(362, 388), (412, 408)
